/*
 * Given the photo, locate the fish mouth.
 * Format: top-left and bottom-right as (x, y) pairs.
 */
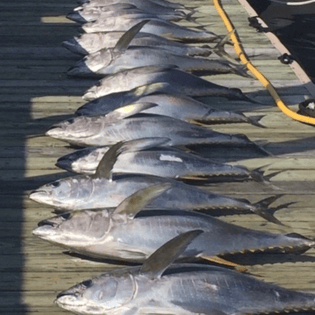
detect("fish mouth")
(29, 190), (52, 205)
(55, 293), (83, 309)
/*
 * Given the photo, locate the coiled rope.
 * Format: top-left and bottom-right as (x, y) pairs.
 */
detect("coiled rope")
(213, 0), (315, 125)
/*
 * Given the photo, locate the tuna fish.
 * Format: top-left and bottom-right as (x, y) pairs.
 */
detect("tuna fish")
(55, 137), (269, 183)
(63, 32), (213, 56)
(82, 65), (254, 102)
(30, 140), (282, 225)
(68, 46), (247, 77)
(68, 20), (242, 78)
(55, 230), (315, 315)
(33, 184), (314, 263)
(77, 0), (185, 10)
(45, 103), (264, 149)
(67, 4), (188, 23)
(76, 83), (263, 127)
(82, 18), (220, 43)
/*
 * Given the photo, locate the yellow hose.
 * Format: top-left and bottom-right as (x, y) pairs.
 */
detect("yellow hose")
(213, 0), (315, 125)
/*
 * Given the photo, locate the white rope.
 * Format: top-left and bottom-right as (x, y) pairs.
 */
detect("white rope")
(269, 0), (315, 5)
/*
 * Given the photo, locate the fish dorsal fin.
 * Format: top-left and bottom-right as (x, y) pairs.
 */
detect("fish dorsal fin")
(132, 82), (173, 97)
(140, 230), (203, 279)
(106, 102), (157, 120)
(113, 183), (172, 219)
(113, 20), (150, 55)
(93, 141), (125, 180)
(93, 137), (170, 179)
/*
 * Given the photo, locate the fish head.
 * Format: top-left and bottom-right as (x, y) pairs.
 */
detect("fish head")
(56, 270), (136, 314)
(46, 116), (103, 144)
(56, 147), (108, 174)
(33, 209), (111, 246)
(69, 50), (112, 75)
(29, 176), (94, 209)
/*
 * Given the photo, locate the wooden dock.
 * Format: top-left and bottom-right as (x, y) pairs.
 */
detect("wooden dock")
(2, 0), (315, 313)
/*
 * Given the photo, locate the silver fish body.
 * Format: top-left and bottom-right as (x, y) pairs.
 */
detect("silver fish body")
(56, 263), (315, 315)
(76, 91), (257, 126)
(46, 113), (253, 147)
(56, 146), (254, 182)
(82, 18), (219, 43)
(63, 32), (212, 56)
(68, 47), (237, 77)
(68, 5), (187, 23)
(83, 66), (250, 101)
(78, 0), (185, 10)
(29, 174), (266, 212)
(34, 208), (315, 261)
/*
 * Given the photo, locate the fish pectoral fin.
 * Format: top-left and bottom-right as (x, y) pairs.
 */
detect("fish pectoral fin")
(133, 82), (174, 97)
(94, 137), (170, 179)
(113, 183), (172, 219)
(93, 141), (125, 179)
(200, 255), (247, 272)
(140, 230), (203, 279)
(113, 20), (150, 54)
(107, 102), (157, 120)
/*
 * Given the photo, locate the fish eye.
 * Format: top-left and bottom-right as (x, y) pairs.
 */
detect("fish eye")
(60, 213), (71, 220)
(51, 182), (60, 188)
(67, 118), (75, 125)
(81, 279), (93, 289)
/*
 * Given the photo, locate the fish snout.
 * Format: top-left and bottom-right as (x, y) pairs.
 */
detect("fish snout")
(56, 155), (73, 171)
(46, 125), (64, 138)
(66, 12), (86, 23)
(32, 225), (55, 239)
(68, 60), (94, 77)
(82, 88), (98, 101)
(62, 38), (87, 56)
(29, 190), (51, 204)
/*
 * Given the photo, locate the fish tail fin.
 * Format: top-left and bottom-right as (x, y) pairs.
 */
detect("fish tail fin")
(230, 64), (253, 78)
(184, 5), (198, 12)
(212, 32), (238, 63)
(253, 195), (286, 226)
(250, 165), (282, 190)
(183, 9), (199, 24)
(246, 115), (266, 128)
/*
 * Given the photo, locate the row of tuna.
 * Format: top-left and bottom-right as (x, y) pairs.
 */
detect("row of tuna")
(30, 0), (315, 314)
